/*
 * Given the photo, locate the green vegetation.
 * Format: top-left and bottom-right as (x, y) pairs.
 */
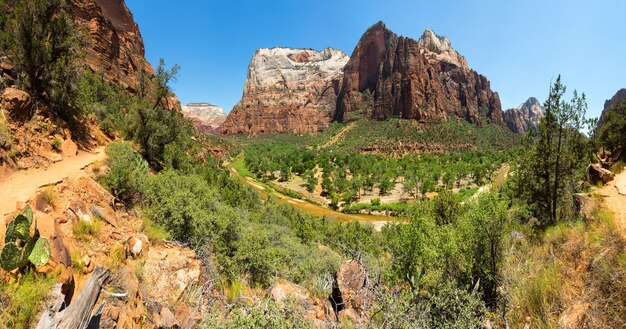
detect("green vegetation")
(1, 0), (85, 119)
(596, 99), (626, 156)
(0, 270), (54, 329)
(71, 219), (102, 241)
(0, 205), (51, 272)
(102, 141), (149, 205)
(511, 76), (593, 227)
(141, 217), (170, 242)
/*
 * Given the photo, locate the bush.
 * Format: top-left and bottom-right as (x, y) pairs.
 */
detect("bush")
(103, 141), (149, 205)
(72, 219), (102, 241)
(0, 270), (54, 329)
(141, 217), (170, 243)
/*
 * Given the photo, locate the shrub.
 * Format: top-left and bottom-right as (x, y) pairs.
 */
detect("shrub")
(141, 217), (170, 243)
(103, 141), (149, 205)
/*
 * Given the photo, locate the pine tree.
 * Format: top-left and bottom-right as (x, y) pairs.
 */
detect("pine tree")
(513, 76), (591, 226)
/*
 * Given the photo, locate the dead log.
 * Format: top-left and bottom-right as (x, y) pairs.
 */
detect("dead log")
(37, 265), (111, 329)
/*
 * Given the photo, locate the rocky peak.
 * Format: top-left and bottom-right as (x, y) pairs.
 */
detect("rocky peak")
(503, 97), (544, 133)
(417, 28), (468, 71)
(335, 21), (503, 125)
(181, 103), (227, 135)
(222, 47), (349, 135)
(598, 88), (626, 127)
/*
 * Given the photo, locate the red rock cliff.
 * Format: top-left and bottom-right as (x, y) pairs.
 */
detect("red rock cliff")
(68, 0), (153, 91)
(335, 22), (503, 125)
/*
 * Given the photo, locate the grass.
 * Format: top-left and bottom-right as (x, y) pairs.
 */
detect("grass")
(134, 261), (145, 280)
(0, 271), (54, 329)
(610, 160), (625, 174)
(271, 184), (303, 199)
(50, 138), (62, 151)
(233, 157), (252, 178)
(108, 243), (126, 269)
(72, 219), (102, 240)
(342, 201), (410, 216)
(226, 278), (245, 303)
(42, 186), (56, 208)
(142, 217), (170, 242)
(502, 206), (626, 328)
(71, 251), (86, 273)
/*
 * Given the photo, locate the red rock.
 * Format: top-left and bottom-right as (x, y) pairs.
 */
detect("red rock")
(1, 87), (32, 122)
(336, 22), (504, 125)
(61, 139), (78, 158)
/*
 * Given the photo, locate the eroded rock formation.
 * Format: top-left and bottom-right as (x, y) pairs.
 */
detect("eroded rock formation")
(503, 97), (544, 133)
(181, 103), (227, 135)
(335, 22), (503, 125)
(598, 88), (626, 128)
(222, 47), (349, 135)
(68, 0), (153, 92)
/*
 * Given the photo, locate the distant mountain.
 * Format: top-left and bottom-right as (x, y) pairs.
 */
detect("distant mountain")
(503, 97), (544, 134)
(181, 103), (227, 135)
(598, 88), (626, 128)
(222, 47), (349, 135)
(335, 22), (503, 125)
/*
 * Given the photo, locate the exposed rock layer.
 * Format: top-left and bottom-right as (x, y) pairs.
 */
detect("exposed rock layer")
(598, 88), (626, 128)
(181, 103), (226, 135)
(335, 22), (503, 125)
(222, 47), (349, 135)
(68, 0), (153, 91)
(503, 97), (544, 133)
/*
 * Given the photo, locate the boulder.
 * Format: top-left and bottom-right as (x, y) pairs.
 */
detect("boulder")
(127, 236), (143, 258)
(158, 307), (178, 328)
(1, 87), (32, 122)
(573, 193), (599, 220)
(142, 244), (202, 305)
(333, 260), (373, 325)
(588, 163), (614, 184)
(270, 280), (332, 323)
(61, 139), (78, 158)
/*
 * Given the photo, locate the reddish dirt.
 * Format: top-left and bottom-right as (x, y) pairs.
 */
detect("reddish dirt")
(598, 170), (626, 240)
(0, 147), (105, 218)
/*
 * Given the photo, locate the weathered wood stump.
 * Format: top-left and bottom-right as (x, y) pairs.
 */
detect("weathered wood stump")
(36, 265), (111, 329)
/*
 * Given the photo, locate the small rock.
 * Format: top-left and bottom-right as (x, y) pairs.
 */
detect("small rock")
(159, 307), (178, 328)
(82, 255), (91, 267)
(109, 307), (120, 321)
(128, 237), (143, 258)
(61, 139), (78, 158)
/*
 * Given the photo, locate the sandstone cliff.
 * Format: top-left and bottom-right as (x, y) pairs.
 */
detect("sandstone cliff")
(598, 88), (626, 128)
(335, 22), (503, 125)
(222, 47), (349, 135)
(68, 0), (153, 92)
(182, 103), (227, 135)
(503, 97), (544, 133)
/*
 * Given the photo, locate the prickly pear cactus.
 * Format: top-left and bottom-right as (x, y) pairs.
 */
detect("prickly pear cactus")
(0, 205), (51, 272)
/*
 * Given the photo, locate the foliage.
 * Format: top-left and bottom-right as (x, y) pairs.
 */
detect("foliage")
(103, 141), (149, 205)
(0, 270), (54, 329)
(204, 299), (313, 328)
(511, 76), (592, 227)
(5, 0), (85, 119)
(596, 99), (626, 155)
(0, 205), (51, 272)
(141, 217), (170, 242)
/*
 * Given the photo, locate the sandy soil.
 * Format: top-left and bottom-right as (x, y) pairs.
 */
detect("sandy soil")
(0, 147), (105, 217)
(599, 170), (626, 239)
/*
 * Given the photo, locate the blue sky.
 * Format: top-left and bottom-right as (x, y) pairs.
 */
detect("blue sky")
(126, 0), (625, 118)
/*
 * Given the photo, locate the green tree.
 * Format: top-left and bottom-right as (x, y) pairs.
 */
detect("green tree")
(596, 100), (626, 155)
(512, 76), (590, 226)
(6, 0), (85, 119)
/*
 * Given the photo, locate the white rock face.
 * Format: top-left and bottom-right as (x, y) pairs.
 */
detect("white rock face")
(222, 47), (349, 135)
(417, 28), (468, 71)
(181, 103), (227, 133)
(245, 47), (349, 93)
(503, 97), (544, 134)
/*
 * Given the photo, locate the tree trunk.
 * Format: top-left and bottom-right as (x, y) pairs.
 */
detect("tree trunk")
(36, 265), (111, 329)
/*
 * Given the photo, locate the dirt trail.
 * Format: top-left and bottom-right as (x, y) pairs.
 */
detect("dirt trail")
(0, 147), (106, 217)
(320, 122), (356, 148)
(599, 170), (626, 239)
